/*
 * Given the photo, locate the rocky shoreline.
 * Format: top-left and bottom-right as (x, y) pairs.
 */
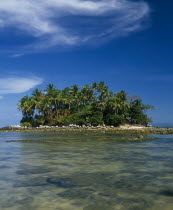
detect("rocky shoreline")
(1, 125), (173, 135)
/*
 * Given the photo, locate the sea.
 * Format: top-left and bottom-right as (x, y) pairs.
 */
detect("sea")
(0, 131), (173, 210)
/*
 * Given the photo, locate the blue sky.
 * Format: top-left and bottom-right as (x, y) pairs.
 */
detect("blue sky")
(0, 0), (173, 127)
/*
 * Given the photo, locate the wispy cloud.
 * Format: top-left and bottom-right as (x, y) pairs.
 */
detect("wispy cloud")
(0, 0), (150, 53)
(9, 53), (25, 58)
(0, 77), (43, 95)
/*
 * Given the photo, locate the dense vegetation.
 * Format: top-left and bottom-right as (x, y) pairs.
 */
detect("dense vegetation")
(18, 82), (154, 127)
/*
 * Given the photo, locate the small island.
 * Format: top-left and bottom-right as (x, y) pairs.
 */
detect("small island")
(18, 81), (154, 128)
(2, 81), (172, 135)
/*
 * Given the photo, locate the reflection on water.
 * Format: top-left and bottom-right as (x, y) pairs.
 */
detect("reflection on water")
(0, 132), (173, 209)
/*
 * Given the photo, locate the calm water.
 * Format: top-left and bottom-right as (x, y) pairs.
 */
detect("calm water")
(0, 132), (173, 210)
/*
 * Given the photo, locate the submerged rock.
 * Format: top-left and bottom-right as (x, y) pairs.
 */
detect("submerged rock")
(160, 189), (173, 196)
(16, 166), (52, 175)
(13, 177), (48, 188)
(57, 188), (95, 199)
(84, 202), (114, 210)
(47, 177), (77, 188)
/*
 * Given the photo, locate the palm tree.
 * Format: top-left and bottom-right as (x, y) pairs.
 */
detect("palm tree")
(18, 96), (34, 115)
(18, 96), (35, 124)
(18, 82), (154, 127)
(32, 88), (44, 115)
(110, 90), (129, 115)
(46, 84), (55, 92)
(70, 85), (79, 97)
(45, 84), (61, 118)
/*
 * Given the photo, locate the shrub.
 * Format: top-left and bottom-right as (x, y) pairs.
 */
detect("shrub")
(105, 114), (126, 126)
(21, 122), (32, 127)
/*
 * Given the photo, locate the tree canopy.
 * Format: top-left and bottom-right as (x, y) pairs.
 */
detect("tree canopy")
(18, 81), (154, 127)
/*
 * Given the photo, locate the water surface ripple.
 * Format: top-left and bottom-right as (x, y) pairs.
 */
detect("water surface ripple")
(0, 132), (173, 210)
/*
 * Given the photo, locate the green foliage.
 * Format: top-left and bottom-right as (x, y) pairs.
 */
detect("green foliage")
(18, 82), (154, 127)
(21, 122), (32, 127)
(71, 106), (104, 126)
(56, 116), (72, 126)
(105, 114), (126, 126)
(34, 115), (45, 126)
(128, 99), (154, 125)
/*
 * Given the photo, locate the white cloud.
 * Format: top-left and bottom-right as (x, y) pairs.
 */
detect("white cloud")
(10, 54), (24, 58)
(0, 0), (150, 52)
(0, 77), (43, 95)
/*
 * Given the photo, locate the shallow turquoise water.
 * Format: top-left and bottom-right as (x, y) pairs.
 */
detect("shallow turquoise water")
(0, 132), (173, 210)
